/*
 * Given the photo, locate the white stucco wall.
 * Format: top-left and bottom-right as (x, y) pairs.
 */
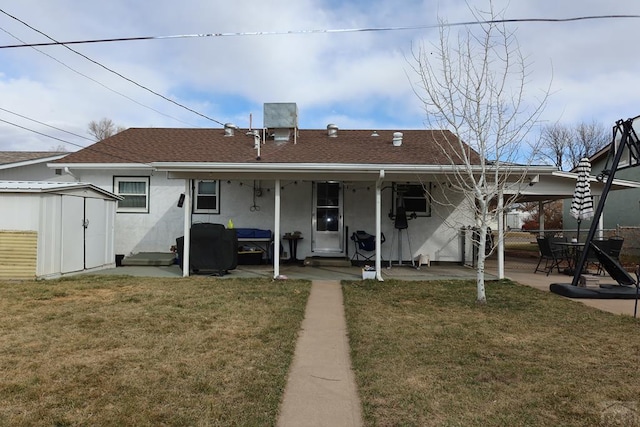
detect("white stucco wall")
(73, 169), (467, 262)
(76, 171), (184, 255)
(0, 161), (63, 181)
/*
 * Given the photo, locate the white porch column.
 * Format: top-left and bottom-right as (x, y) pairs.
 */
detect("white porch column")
(273, 179), (281, 279)
(375, 170), (385, 281)
(497, 190), (505, 279)
(182, 179), (192, 277)
(538, 200), (545, 236)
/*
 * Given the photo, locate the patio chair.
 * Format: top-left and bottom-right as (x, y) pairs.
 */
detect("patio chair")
(350, 230), (385, 264)
(583, 239), (609, 275)
(534, 237), (568, 275)
(607, 236), (624, 261)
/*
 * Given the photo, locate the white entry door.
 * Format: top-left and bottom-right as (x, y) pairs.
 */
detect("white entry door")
(311, 181), (344, 255)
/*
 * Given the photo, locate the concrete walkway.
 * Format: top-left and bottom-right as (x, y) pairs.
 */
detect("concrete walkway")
(277, 280), (363, 427)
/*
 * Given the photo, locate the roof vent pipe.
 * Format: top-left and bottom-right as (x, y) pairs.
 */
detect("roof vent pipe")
(224, 123), (238, 137)
(392, 132), (403, 146)
(327, 124), (338, 137)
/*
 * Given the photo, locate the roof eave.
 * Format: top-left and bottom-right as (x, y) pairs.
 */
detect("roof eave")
(152, 162), (556, 173)
(1, 154), (67, 170)
(48, 162), (152, 170)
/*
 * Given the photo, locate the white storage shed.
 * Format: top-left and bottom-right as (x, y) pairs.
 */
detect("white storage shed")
(0, 181), (121, 280)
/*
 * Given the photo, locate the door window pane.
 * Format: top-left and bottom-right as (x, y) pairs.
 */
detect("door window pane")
(317, 183), (339, 206)
(317, 208), (339, 231)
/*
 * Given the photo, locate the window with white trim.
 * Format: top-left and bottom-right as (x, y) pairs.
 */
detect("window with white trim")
(114, 176), (149, 213)
(194, 180), (219, 214)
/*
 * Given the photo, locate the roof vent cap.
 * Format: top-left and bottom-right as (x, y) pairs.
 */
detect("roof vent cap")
(224, 123), (238, 137)
(392, 132), (403, 146)
(327, 124), (338, 137)
(371, 131), (379, 137)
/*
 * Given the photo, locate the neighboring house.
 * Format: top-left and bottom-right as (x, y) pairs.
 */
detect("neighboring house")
(50, 103), (580, 277)
(0, 151), (68, 181)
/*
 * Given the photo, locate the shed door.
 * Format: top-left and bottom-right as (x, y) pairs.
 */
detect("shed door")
(61, 196), (84, 273)
(85, 198), (107, 269)
(311, 182), (344, 255)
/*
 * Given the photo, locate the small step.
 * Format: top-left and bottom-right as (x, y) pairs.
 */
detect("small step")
(303, 257), (352, 267)
(121, 252), (176, 266)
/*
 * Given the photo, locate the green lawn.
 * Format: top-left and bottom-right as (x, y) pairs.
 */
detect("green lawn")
(344, 279), (640, 427)
(0, 275), (310, 426)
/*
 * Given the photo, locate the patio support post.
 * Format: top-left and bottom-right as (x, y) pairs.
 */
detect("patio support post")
(497, 190), (505, 279)
(376, 170), (385, 281)
(182, 179), (192, 277)
(273, 179), (281, 279)
(538, 200), (544, 236)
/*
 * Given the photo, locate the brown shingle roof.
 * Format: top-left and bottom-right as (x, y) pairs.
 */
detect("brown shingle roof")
(0, 151), (67, 165)
(53, 128), (480, 166)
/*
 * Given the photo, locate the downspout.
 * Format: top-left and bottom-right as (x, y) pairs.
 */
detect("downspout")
(273, 179), (281, 279)
(64, 167), (79, 181)
(376, 169), (385, 281)
(182, 179), (192, 277)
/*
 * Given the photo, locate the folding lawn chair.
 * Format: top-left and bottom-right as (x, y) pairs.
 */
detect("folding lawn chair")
(350, 230), (385, 263)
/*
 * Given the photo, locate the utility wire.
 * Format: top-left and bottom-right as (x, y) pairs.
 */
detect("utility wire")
(0, 26), (199, 128)
(0, 9), (226, 126)
(0, 117), (90, 150)
(0, 106), (94, 142)
(0, 117), (154, 165)
(0, 14), (639, 49)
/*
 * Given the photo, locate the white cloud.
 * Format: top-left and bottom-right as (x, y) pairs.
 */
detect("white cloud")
(1, 0), (640, 151)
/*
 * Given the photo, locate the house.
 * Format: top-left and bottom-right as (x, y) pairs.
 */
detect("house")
(50, 103), (581, 279)
(0, 151), (67, 180)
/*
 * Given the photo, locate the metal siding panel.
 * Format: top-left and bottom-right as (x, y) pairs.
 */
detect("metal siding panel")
(0, 231), (37, 279)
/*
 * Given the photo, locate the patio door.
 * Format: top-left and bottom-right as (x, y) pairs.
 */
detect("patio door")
(311, 181), (344, 255)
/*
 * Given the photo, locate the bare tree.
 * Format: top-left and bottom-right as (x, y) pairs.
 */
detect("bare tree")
(49, 144), (68, 152)
(537, 120), (609, 170)
(88, 118), (125, 141)
(410, 1), (548, 303)
(538, 123), (572, 170)
(567, 120), (609, 169)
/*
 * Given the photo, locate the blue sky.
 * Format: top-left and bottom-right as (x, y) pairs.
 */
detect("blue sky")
(1, 0), (640, 152)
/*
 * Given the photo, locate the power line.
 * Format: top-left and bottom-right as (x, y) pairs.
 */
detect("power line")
(0, 14), (639, 49)
(0, 117), (154, 165)
(0, 107), (94, 142)
(0, 9), (226, 126)
(0, 26), (200, 128)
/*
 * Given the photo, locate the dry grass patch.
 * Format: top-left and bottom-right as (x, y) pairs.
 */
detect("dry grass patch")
(344, 279), (640, 427)
(0, 275), (310, 426)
